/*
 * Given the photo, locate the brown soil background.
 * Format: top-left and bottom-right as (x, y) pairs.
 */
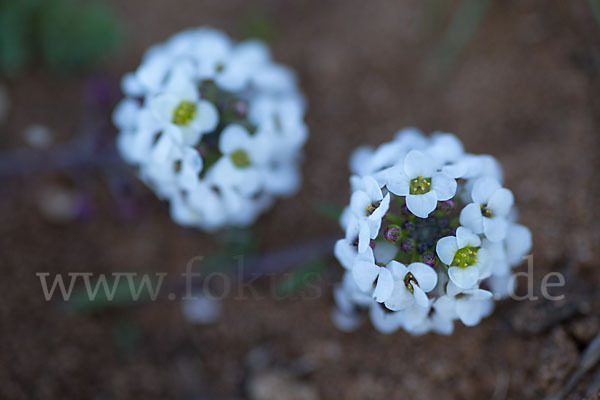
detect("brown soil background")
(2, 0), (600, 399)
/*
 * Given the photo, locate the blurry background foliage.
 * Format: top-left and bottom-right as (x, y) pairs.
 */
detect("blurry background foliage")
(0, 0), (121, 78)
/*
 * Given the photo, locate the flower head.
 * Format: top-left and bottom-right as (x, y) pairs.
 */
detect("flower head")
(333, 129), (531, 335)
(113, 28), (307, 231)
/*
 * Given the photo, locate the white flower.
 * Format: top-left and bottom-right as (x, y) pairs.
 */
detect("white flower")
(435, 288), (494, 327)
(209, 124), (269, 197)
(436, 227), (490, 289)
(384, 150), (457, 218)
(150, 70), (219, 146)
(347, 176), (390, 253)
(351, 250), (395, 302)
(199, 39), (270, 92)
(426, 132), (464, 169)
(459, 177), (514, 242)
(382, 261), (438, 311)
(249, 95), (307, 149)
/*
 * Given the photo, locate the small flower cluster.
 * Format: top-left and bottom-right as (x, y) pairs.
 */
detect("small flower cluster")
(113, 28), (307, 230)
(333, 128), (532, 335)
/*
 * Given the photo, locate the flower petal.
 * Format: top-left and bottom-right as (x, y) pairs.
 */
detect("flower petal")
(404, 150), (434, 179)
(350, 191), (371, 215)
(357, 219), (371, 253)
(406, 191), (438, 218)
(474, 248), (492, 279)
(456, 299), (484, 326)
(373, 241), (398, 265)
(459, 203), (484, 234)
(431, 312), (454, 335)
(352, 261), (380, 292)
(372, 267), (394, 302)
(472, 176), (501, 205)
(448, 266), (479, 289)
(150, 93), (179, 124)
(412, 285), (429, 308)
(385, 168), (411, 196)
(445, 279), (462, 297)
(334, 239), (356, 270)
(362, 176), (383, 201)
(193, 100), (219, 133)
(487, 188), (514, 217)
(505, 224), (532, 266)
(384, 284), (414, 311)
(409, 262), (438, 292)
(370, 193), (390, 220)
(369, 304), (403, 334)
(219, 124), (252, 154)
(431, 172), (457, 201)
(436, 236), (458, 265)
(386, 260), (408, 279)
(483, 217), (508, 242)
(456, 226), (481, 248)
(433, 295), (457, 318)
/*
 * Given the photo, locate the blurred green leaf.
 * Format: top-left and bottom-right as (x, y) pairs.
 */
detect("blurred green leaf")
(429, 0), (492, 79)
(64, 274), (159, 314)
(0, 0), (121, 78)
(314, 201), (343, 221)
(588, 0), (600, 27)
(0, 0), (38, 76)
(37, 0), (121, 73)
(112, 319), (140, 356)
(238, 9), (277, 42)
(275, 258), (326, 298)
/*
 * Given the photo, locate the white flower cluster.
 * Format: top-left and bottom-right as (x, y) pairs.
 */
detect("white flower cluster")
(113, 28), (307, 230)
(333, 128), (532, 335)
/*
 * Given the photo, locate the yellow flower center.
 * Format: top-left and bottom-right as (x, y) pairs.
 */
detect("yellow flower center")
(409, 176), (432, 195)
(480, 204), (494, 218)
(451, 246), (479, 269)
(403, 272), (419, 294)
(172, 101), (197, 126)
(230, 149), (251, 168)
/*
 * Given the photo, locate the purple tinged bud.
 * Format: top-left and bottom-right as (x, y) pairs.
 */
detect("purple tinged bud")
(439, 200), (455, 212)
(402, 221), (415, 233)
(233, 100), (248, 117)
(401, 239), (414, 253)
(384, 226), (401, 242)
(422, 252), (436, 267)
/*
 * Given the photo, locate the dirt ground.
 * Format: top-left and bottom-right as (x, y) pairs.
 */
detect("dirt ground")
(2, 0), (600, 399)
